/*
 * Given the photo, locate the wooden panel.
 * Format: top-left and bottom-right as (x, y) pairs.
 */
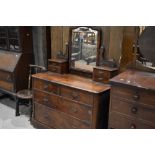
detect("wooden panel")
(33, 90), (92, 122)
(51, 26), (63, 58)
(109, 112), (155, 129)
(34, 103), (91, 129)
(62, 27), (70, 54)
(111, 97), (155, 124)
(61, 86), (94, 105)
(33, 78), (60, 95)
(120, 27), (138, 71)
(0, 80), (14, 92)
(0, 70), (13, 82)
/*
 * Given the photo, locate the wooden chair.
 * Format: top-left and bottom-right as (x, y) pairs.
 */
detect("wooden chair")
(15, 64), (46, 118)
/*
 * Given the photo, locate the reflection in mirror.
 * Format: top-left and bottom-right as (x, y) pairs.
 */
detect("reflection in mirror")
(71, 27), (98, 72)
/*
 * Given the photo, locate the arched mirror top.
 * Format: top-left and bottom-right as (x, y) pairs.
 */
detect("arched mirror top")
(69, 26), (101, 76)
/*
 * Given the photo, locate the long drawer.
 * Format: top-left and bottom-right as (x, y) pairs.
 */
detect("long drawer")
(33, 78), (60, 94)
(109, 112), (155, 129)
(61, 86), (94, 106)
(111, 86), (155, 107)
(0, 80), (14, 92)
(34, 103), (91, 129)
(110, 97), (155, 124)
(0, 70), (13, 82)
(33, 90), (92, 122)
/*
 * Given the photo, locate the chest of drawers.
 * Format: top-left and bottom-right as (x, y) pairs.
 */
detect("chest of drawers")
(32, 72), (110, 129)
(48, 58), (68, 74)
(108, 69), (155, 129)
(93, 66), (118, 84)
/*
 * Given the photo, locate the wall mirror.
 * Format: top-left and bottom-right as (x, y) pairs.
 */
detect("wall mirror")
(69, 27), (101, 75)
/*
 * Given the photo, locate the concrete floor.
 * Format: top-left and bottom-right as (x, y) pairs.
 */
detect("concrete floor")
(0, 95), (35, 129)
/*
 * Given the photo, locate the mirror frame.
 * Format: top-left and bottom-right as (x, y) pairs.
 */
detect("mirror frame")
(68, 26), (101, 77)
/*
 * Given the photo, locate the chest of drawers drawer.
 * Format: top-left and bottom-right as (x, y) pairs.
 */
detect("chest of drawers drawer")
(0, 80), (14, 92)
(48, 59), (68, 74)
(109, 112), (155, 129)
(0, 70), (13, 82)
(110, 97), (155, 124)
(34, 103), (91, 129)
(61, 86), (94, 106)
(111, 86), (155, 107)
(33, 78), (60, 94)
(33, 90), (92, 122)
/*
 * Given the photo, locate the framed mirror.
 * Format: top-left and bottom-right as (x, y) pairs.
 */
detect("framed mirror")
(69, 26), (101, 76)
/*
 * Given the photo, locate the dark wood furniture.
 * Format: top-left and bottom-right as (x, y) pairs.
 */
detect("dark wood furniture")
(32, 72), (110, 129)
(93, 66), (118, 83)
(48, 58), (68, 74)
(0, 27), (33, 98)
(108, 69), (155, 129)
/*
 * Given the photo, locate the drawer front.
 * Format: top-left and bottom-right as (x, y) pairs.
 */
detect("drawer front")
(109, 112), (155, 129)
(0, 80), (14, 92)
(61, 86), (94, 106)
(33, 90), (92, 122)
(48, 65), (61, 73)
(93, 69), (110, 83)
(48, 61), (60, 67)
(0, 71), (13, 82)
(111, 86), (155, 107)
(34, 103), (91, 129)
(33, 78), (60, 94)
(110, 97), (155, 124)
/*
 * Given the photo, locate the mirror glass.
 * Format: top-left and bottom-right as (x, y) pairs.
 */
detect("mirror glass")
(70, 27), (98, 72)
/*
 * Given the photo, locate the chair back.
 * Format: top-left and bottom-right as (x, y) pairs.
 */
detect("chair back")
(28, 64), (46, 89)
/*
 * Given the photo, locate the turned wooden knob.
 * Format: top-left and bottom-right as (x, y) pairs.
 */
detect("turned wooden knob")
(131, 107), (138, 114)
(133, 93), (140, 100)
(130, 124), (136, 129)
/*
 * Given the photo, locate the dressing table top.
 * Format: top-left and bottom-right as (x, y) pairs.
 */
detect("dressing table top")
(110, 69), (155, 91)
(32, 72), (110, 94)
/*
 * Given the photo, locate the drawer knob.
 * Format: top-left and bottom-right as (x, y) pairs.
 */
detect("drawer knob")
(72, 92), (79, 100)
(52, 67), (57, 71)
(133, 94), (140, 100)
(98, 77), (103, 80)
(130, 124), (136, 129)
(43, 97), (48, 103)
(72, 107), (78, 113)
(44, 85), (48, 90)
(131, 107), (138, 114)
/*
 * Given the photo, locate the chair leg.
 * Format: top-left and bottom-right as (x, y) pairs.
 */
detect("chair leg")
(29, 99), (33, 121)
(16, 98), (20, 116)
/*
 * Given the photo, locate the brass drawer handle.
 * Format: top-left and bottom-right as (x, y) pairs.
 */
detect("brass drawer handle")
(72, 125), (77, 129)
(133, 93), (140, 100)
(44, 85), (48, 90)
(72, 107), (78, 113)
(52, 67), (57, 72)
(43, 97), (48, 103)
(97, 77), (103, 80)
(98, 71), (104, 74)
(130, 124), (136, 129)
(131, 107), (138, 114)
(72, 92), (79, 100)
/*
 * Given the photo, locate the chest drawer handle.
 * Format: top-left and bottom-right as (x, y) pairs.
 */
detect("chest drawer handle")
(98, 71), (104, 74)
(72, 107), (78, 113)
(52, 67), (57, 71)
(133, 94), (140, 100)
(131, 107), (138, 114)
(98, 77), (103, 80)
(72, 92), (79, 100)
(43, 97), (48, 103)
(44, 85), (48, 90)
(71, 125), (77, 129)
(130, 124), (136, 129)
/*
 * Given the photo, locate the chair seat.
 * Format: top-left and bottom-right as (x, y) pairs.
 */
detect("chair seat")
(16, 89), (33, 99)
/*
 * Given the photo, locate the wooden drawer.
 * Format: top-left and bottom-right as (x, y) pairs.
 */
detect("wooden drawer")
(0, 70), (13, 82)
(109, 112), (155, 129)
(48, 65), (61, 73)
(34, 103), (91, 129)
(33, 78), (60, 94)
(33, 90), (92, 122)
(110, 97), (155, 124)
(61, 86), (94, 106)
(93, 68), (110, 83)
(0, 80), (14, 92)
(111, 86), (155, 107)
